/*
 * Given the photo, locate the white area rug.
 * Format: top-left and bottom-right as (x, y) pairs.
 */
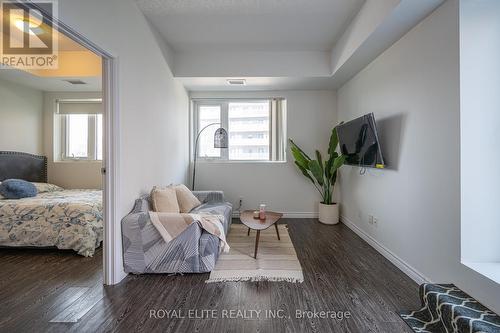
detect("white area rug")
(206, 224), (304, 283)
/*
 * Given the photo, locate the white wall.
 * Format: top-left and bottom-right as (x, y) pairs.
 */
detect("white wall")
(191, 90), (337, 216)
(0, 78), (44, 155)
(175, 51), (331, 78)
(59, 0), (190, 281)
(460, 0), (500, 264)
(331, 0), (399, 73)
(337, 0), (500, 313)
(43, 92), (103, 189)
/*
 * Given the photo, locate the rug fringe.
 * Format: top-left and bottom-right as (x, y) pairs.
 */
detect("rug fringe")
(205, 276), (304, 283)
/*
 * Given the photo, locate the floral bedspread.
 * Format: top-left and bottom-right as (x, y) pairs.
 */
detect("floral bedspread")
(0, 190), (103, 256)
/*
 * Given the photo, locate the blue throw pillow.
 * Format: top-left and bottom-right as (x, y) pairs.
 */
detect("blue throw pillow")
(0, 179), (38, 199)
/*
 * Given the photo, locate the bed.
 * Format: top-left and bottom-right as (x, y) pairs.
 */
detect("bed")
(0, 151), (103, 257)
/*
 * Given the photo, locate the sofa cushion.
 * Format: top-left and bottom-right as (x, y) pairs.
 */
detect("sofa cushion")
(150, 186), (180, 213)
(175, 184), (201, 213)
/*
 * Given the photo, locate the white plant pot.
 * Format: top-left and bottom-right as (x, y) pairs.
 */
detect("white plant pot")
(318, 203), (339, 225)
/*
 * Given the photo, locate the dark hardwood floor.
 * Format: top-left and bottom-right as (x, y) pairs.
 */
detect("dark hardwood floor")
(0, 219), (419, 333)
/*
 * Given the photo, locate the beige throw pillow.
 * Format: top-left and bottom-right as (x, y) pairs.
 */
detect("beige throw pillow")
(151, 186), (180, 213)
(174, 184), (201, 213)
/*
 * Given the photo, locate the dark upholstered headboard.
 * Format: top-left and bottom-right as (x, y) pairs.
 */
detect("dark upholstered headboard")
(0, 151), (47, 182)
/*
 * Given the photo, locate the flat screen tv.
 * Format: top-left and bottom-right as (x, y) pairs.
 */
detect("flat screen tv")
(336, 113), (385, 169)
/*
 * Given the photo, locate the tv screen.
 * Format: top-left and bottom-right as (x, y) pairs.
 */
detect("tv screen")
(337, 113), (385, 168)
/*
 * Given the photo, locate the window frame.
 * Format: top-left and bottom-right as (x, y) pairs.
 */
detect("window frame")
(192, 98), (286, 163)
(57, 99), (103, 162)
(193, 100), (226, 161)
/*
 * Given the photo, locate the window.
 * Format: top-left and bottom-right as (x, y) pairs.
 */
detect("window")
(198, 105), (221, 158)
(66, 114), (89, 158)
(56, 99), (103, 161)
(193, 99), (286, 161)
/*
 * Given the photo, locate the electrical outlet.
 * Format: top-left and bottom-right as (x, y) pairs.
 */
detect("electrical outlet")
(368, 215), (374, 224)
(373, 217), (378, 227)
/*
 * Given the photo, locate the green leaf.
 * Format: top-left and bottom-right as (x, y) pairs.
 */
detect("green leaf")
(291, 146), (309, 170)
(332, 155), (347, 171)
(308, 160), (324, 186)
(294, 161), (314, 183)
(325, 159), (331, 180)
(315, 150), (323, 174)
(330, 171), (337, 187)
(289, 139), (312, 160)
(328, 127), (339, 156)
(325, 151), (338, 180)
(329, 155), (346, 186)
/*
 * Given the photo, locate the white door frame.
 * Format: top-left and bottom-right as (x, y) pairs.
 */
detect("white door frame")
(101, 57), (123, 285)
(25, 1), (122, 285)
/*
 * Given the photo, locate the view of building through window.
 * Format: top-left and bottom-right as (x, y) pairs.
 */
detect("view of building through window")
(198, 105), (221, 158)
(195, 98), (285, 161)
(228, 102), (269, 160)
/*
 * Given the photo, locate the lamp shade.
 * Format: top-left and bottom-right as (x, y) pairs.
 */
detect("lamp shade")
(214, 128), (228, 148)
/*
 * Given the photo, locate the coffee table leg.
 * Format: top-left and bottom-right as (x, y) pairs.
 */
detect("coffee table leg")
(275, 223), (280, 240)
(254, 230), (260, 259)
(247, 228), (250, 236)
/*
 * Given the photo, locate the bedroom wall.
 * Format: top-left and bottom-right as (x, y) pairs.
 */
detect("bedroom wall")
(0, 78), (44, 155)
(59, 0), (189, 282)
(337, 0), (500, 313)
(190, 90), (337, 216)
(43, 91), (103, 189)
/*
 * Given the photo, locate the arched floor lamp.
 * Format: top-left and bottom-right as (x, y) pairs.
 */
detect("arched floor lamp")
(192, 123), (228, 190)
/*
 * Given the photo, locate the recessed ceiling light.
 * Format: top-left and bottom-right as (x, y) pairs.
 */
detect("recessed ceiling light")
(227, 79), (246, 86)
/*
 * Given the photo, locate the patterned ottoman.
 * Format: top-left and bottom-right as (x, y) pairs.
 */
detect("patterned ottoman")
(399, 284), (500, 333)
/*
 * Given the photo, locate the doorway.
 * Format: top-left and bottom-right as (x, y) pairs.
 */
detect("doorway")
(1, 1), (120, 285)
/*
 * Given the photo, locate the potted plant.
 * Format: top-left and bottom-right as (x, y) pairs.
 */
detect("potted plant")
(289, 126), (346, 224)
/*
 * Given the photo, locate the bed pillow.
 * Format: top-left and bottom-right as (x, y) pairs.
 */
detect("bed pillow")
(174, 184), (201, 213)
(0, 179), (38, 199)
(32, 182), (63, 193)
(151, 186), (180, 213)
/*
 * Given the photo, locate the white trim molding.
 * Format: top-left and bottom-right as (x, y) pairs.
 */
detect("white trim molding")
(341, 215), (431, 285)
(102, 57), (126, 285)
(232, 211), (318, 219)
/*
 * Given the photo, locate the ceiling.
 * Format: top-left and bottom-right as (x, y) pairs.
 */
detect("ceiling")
(136, 0), (444, 92)
(58, 31), (90, 52)
(135, 0), (365, 52)
(177, 76), (337, 91)
(0, 24), (102, 92)
(0, 68), (101, 91)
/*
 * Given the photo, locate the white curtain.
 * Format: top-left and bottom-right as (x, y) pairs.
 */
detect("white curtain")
(271, 98), (287, 161)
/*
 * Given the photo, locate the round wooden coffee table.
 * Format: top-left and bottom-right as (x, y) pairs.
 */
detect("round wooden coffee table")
(240, 210), (283, 259)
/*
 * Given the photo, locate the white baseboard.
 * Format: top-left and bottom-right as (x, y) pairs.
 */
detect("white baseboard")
(232, 211), (318, 219)
(341, 215), (431, 285)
